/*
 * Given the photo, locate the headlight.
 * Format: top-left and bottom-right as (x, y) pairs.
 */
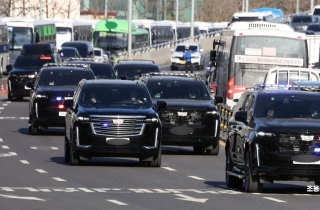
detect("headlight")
(255, 131), (275, 137)
(77, 116), (90, 121)
(146, 118), (158, 122)
(206, 111), (218, 115)
(36, 94), (47, 98)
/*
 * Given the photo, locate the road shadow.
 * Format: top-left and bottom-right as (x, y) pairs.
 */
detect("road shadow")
(1, 98), (30, 102)
(18, 127), (65, 136)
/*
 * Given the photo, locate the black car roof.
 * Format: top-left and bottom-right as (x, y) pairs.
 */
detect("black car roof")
(83, 79), (144, 86)
(145, 76), (202, 81)
(114, 62), (158, 67)
(41, 66), (92, 71)
(62, 41), (92, 46)
(249, 89), (320, 96)
(68, 60), (111, 65)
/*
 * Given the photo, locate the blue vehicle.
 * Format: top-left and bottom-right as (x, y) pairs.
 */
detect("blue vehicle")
(250, 7), (285, 23)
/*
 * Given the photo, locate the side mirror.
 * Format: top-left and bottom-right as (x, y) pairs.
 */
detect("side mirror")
(6, 64), (12, 72)
(25, 81), (35, 90)
(170, 49), (174, 52)
(235, 111), (247, 122)
(214, 95), (223, 104)
(156, 100), (167, 111)
(64, 99), (73, 108)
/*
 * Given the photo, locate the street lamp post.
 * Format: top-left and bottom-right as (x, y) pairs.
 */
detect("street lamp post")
(311, 0), (314, 12)
(296, 0), (300, 14)
(245, 0), (249, 12)
(104, 0), (108, 20)
(39, 0), (43, 20)
(190, 0), (194, 40)
(128, 0), (132, 58)
(176, 0), (179, 25)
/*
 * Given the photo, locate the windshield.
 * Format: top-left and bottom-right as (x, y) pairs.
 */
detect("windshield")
(175, 45), (198, 52)
(307, 24), (320, 31)
(146, 79), (211, 100)
(8, 26), (33, 50)
(38, 69), (94, 86)
(14, 55), (55, 69)
(93, 31), (127, 52)
(94, 50), (102, 56)
(114, 66), (159, 80)
(255, 94), (320, 119)
(291, 16), (313, 23)
(61, 48), (77, 57)
(62, 43), (88, 58)
(79, 85), (152, 107)
(89, 63), (116, 79)
(233, 36), (308, 86)
(56, 27), (72, 48)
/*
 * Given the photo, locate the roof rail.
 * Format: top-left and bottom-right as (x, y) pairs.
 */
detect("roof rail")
(43, 63), (91, 69)
(246, 84), (290, 91)
(117, 59), (155, 64)
(142, 72), (201, 78)
(66, 57), (108, 63)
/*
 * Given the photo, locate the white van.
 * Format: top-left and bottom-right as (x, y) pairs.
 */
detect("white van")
(263, 67), (320, 86)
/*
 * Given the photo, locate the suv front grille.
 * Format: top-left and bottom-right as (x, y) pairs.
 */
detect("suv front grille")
(91, 116), (145, 136)
(160, 110), (204, 126)
(276, 133), (320, 154)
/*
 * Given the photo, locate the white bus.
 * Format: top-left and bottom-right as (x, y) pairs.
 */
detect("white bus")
(133, 19), (174, 46)
(0, 17), (56, 65)
(186, 21), (215, 35)
(0, 22), (9, 77)
(160, 20), (200, 40)
(210, 22), (308, 108)
(50, 18), (92, 49)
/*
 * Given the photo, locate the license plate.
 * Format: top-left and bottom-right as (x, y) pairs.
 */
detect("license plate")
(293, 160), (320, 165)
(59, 112), (67, 117)
(180, 61), (186, 64)
(25, 86), (31, 90)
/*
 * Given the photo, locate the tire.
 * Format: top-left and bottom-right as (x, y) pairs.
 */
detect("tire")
(170, 65), (176, 71)
(64, 136), (70, 162)
(69, 144), (81, 166)
(225, 149), (243, 188)
(193, 146), (205, 154)
(244, 152), (263, 193)
(30, 121), (41, 135)
(147, 145), (161, 167)
(206, 143), (219, 155)
(7, 93), (12, 101)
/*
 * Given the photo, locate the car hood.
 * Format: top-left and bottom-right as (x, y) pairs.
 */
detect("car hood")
(37, 86), (76, 96)
(153, 99), (216, 111)
(255, 118), (320, 133)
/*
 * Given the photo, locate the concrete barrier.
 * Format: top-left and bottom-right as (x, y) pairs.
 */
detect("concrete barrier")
(128, 37), (216, 67)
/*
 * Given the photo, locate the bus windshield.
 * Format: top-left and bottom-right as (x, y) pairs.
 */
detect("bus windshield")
(233, 36), (307, 86)
(8, 27), (33, 49)
(92, 31), (127, 52)
(56, 27), (72, 48)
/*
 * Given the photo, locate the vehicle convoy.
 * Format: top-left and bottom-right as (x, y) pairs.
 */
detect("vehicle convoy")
(67, 57), (116, 79)
(209, 21), (308, 121)
(64, 79), (167, 166)
(113, 59), (160, 80)
(1, 17), (56, 65)
(140, 72), (223, 155)
(226, 89), (320, 192)
(7, 44), (62, 101)
(27, 63), (96, 135)
(170, 42), (205, 71)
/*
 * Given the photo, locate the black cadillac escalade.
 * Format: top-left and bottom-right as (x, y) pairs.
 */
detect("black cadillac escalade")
(226, 89), (320, 192)
(140, 72), (223, 155)
(64, 79), (167, 166)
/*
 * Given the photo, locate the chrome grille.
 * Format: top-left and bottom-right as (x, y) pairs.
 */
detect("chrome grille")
(276, 133), (320, 154)
(91, 116), (145, 136)
(160, 110), (204, 126)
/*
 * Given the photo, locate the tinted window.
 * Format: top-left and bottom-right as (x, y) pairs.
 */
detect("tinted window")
(307, 24), (320, 31)
(115, 65), (160, 80)
(314, 9), (320, 16)
(61, 48), (77, 57)
(14, 55), (55, 69)
(94, 50), (102, 56)
(255, 94), (320, 118)
(62, 43), (88, 57)
(38, 69), (94, 86)
(146, 79), (211, 100)
(90, 63), (116, 79)
(79, 85), (152, 107)
(291, 16), (312, 23)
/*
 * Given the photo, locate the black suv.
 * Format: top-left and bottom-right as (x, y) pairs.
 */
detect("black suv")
(140, 72), (223, 155)
(113, 59), (160, 80)
(64, 79), (167, 166)
(26, 63), (95, 135)
(226, 89), (320, 192)
(66, 58), (116, 79)
(7, 44), (62, 101)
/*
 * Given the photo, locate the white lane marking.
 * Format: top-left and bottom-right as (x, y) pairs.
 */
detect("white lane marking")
(175, 194), (208, 203)
(2, 104), (8, 106)
(51, 147), (58, 150)
(31, 146), (58, 150)
(35, 169), (47, 173)
(6, 101), (11, 103)
(20, 160), (30, 164)
(78, 188), (95, 192)
(1, 145), (9, 149)
(8, 152), (17, 156)
(107, 200), (128, 206)
(31, 147), (37, 150)
(52, 177), (66, 182)
(0, 117), (3, 119)
(0, 107), (4, 109)
(0, 138), (3, 142)
(188, 176), (206, 180)
(162, 167), (177, 171)
(0, 193), (46, 201)
(263, 197), (287, 203)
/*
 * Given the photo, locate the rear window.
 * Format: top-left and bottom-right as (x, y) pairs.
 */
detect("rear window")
(62, 43), (88, 58)
(94, 50), (102, 56)
(291, 16), (313, 23)
(115, 65), (160, 80)
(38, 69), (95, 86)
(61, 48), (77, 57)
(14, 55), (55, 69)
(90, 63), (116, 79)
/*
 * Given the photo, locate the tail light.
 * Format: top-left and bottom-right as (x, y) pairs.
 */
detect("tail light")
(227, 76), (234, 99)
(210, 83), (216, 93)
(58, 104), (64, 109)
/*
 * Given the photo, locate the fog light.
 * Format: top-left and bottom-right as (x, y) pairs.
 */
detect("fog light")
(314, 148), (320, 153)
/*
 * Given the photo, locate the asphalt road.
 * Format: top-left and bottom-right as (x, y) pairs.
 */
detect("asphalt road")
(0, 59), (320, 209)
